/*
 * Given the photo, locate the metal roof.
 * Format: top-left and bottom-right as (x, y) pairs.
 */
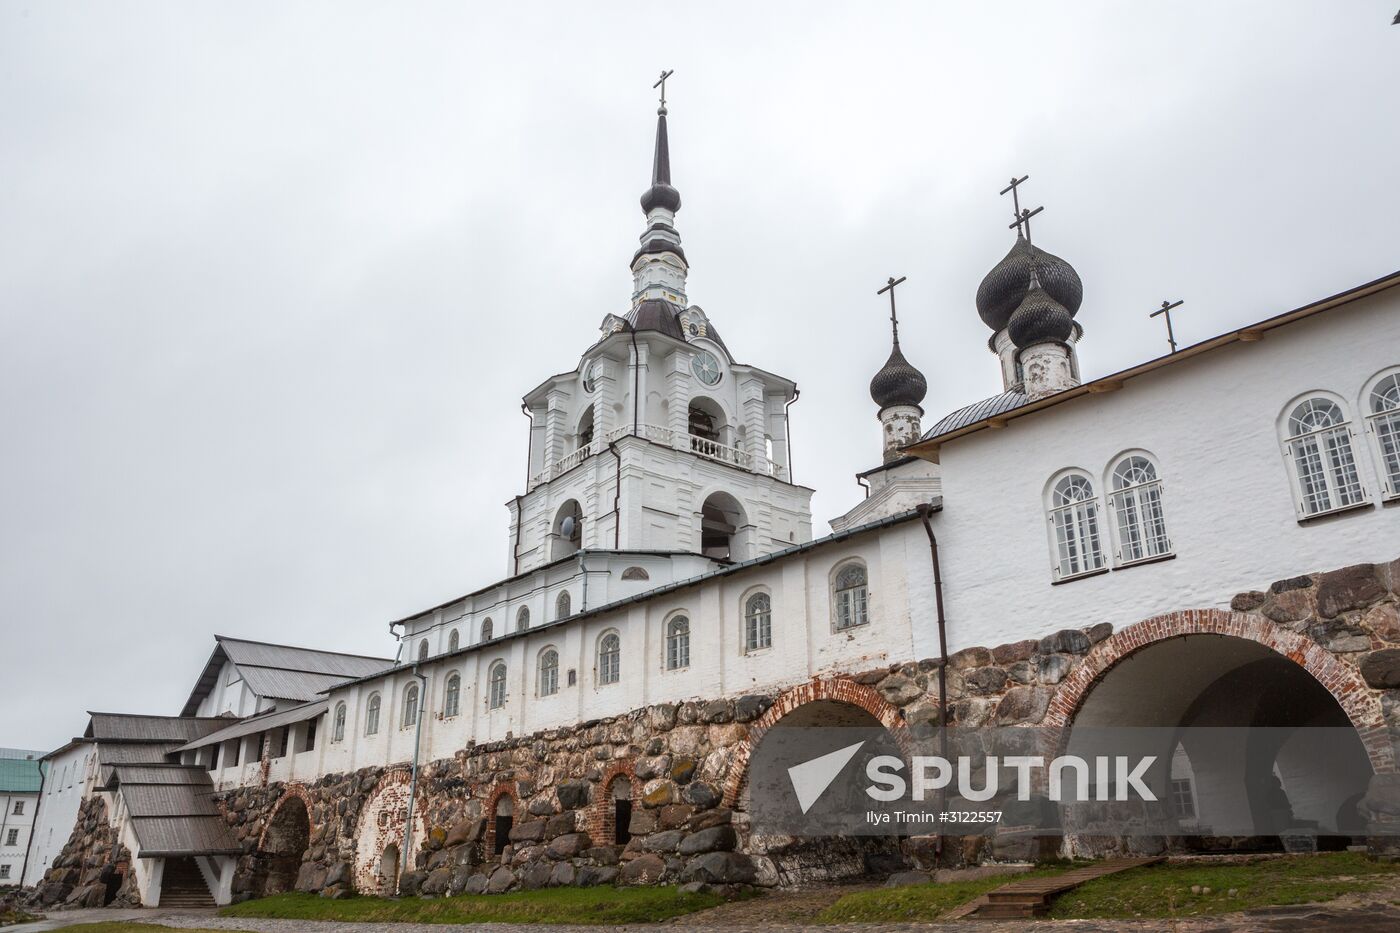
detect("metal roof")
(217, 637), (391, 676)
(174, 700), (328, 753)
(104, 764), (210, 788)
(180, 636), (393, 716)
(129, 815), (242, 857)
(120, 783), (221, 818)
(237, 667), (361, 703)
(96, 742), (184, 784)
(921, 390), (1029, 442)
(0, 758), (42, 793)
(107, 759), (242, 857)
(86, 713), (230, 743)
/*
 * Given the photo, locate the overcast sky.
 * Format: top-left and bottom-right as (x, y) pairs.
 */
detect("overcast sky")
(2, 2), (1397, 751)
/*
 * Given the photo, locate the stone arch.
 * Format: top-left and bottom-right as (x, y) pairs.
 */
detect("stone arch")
(1044, 608), (1392, 773)
(722, 677), (912, 809)
(482, 782), (519, 858)
(588, 761), (635, 845)
(352, 769), (426, 896)
(253, 785), (313, 895)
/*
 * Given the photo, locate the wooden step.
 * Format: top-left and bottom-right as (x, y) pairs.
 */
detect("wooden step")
(965, 856), (1165, 919)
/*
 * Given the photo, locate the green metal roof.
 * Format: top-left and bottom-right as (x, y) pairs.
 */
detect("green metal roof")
(0, 757), (42, 793)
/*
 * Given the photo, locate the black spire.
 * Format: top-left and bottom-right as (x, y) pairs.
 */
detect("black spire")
(640, 109), (681, 214)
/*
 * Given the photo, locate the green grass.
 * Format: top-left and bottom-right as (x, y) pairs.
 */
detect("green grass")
(51, 925), (255, 933)
(220, 886), (728, 925)
(816, 867), (1071, 922)
(1047, 851), (1400, 919)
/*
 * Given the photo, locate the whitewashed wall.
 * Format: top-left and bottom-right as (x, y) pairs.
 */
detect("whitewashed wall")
(193, 660), (269, 719)
(0, 790), (38, 885)
(925, 288), (1400, 658)
(23, 744), (94, 886)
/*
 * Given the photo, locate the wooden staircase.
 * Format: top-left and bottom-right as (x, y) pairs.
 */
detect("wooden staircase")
(947, 856), (1165, 920)
(159, 857), (217, 908)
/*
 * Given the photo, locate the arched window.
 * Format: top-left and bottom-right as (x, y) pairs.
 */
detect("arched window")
(621, 566), (650, 581)
(365, 693), (381, 736)
(1108, 455), (1171, 564)
(538, 649), (559, 696)
(1283, 397), (1364, 516)
(666, 616), (690, 670)
(448, 629), (459, 652)
(488, 662), (508, 710)
(1048, 473), (1105, 579)
(833, 562), (869, 630)
(552, 500), (584, 559)
(481, 617), (494, 641)
(443, 673), (460, 718)
(745, 593), (772, 651)
(1366, 372), (1400, 497)
(332, 702), (346, 743)
(598, 632), (621, 685)
(556, 590), (572, 620)
(402, 683), (419, 728)
(417, 640), (429, 662)
(517, 606), (530, 632)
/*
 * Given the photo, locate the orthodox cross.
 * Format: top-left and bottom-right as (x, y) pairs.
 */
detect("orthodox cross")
(654, 69), (674, 112)
(1000, 175), (1043, 243)
(877, 275), (908, 345)
(1151, 299), (1185, 353)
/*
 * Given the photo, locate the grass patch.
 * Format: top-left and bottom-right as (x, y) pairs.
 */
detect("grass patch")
(1047, 852), (1400, 919)
(51, 925), (255, 933)
(220, 886), (728, 925)
(816, 867), (1071, 922)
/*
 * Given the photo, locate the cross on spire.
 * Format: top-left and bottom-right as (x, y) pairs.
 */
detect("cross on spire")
(1151, 299), (1185, 353)
(877, 275), (908, 346)
(999, 175), (1043, 243)
(653, 69), (674, 114)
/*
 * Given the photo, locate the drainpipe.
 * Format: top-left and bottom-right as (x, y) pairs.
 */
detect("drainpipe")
(857, 474), (871, 500)
(608, 441), (623, 548)
(783, 388), (799, 482)
(399, 663), (428, 894)
(917, 502), (950, 861)
(19, 758), (45, 884)
(520, 404), (533, 490)
(512, 495), (525, 576)
(630, 331), (640, 434)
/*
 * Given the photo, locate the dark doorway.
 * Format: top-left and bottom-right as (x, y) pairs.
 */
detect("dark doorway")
(493, 797), (514, 855)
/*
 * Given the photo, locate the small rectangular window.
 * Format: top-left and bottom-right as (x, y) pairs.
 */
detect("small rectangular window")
(5, 829), (18, 846)
(302, 719), (317, 753)
(277, 727), (290, 758)
(13, 801), (23, 815)
(0, 865), (9, 878)
(567, 669), (577, 687)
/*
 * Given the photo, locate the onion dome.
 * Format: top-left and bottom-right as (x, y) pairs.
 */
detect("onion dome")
(639, 109), (682, 215)
(976, 236), (1082, 332)
(870, 343), (928, 410)
(1007, 277), (1074, 349)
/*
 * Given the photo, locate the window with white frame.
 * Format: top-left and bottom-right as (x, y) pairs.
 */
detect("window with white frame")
(418, 640), (429, 662)
(1366, 372), (1400, 497)
(538, 649), (560, 696)
(448, 629), (459, 652)
(517, 606), (530, 631)
(401, 683), (419, 728)
(1048, 473), (1105, 579)
(833, 562), (869, 630)
(598, 632), (621, 685)
(1283, 397), (1365, 516)
(444, 673), (461, 717)
(332, 702), (346, 742)
(745, 593), (772, 651)
(666, 616), (690, 670)
(1108, 455), (1171, 564)
(0, 865), (9, 877)
(488, 661), (508, 709)
(481, 617), (494, 641)
(556, 590), (572, 620)
(365, 693), (381, 735)
(6, 829), (18, 845)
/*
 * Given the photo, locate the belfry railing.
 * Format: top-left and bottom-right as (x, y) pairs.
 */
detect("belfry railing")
(528, 423), (786, 489)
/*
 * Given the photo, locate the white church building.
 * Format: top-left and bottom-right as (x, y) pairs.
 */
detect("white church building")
(18, 89), (1400, 908)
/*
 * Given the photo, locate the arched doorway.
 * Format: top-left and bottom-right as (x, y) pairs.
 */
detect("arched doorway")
(1057, 622), (1378, 856)
(254, 795), (310, 895)
(610, 777), (634, 846)
(734, 682), (912, 884)
(700, 492), (744, 561)
(378, 844), (399, 894)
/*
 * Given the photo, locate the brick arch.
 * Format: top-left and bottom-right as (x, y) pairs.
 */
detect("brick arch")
(1044, 608), (1393, 772)
(257, 784), (316, 851)
(351, 768), (423, 895)
(482, 781), (520, 857)
(587, 761), (636, 844)
(722, 676), (913, 809)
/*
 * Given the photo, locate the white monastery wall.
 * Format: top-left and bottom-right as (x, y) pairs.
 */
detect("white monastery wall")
(0, 790), (38, 885)
(23, 744), (94, 886)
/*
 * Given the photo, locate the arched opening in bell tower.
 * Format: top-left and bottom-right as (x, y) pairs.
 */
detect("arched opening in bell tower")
(552, 500), (583, 560)
(700, 491), (745, 561)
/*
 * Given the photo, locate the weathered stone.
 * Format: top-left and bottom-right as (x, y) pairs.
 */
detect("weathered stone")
(1270, 574), (1314, 594)
(463, 873), (489, 894)
(548, 832), (590, 859)
(619, 853), (666, 884)
(734, 695), (772, 722)
(1361, 649), (1400, 689)
(486, 866), (516, 894)
(295, 862), (328, 892)
(1036, 653), (1075, 684)
(678, 825), (736, 854)
(545, 811), (576, 838)
(643, 829), (686, 853)
(520, 863), (553, 889)
(628, 807), (659, 835)
(1085, 622), (1113, 644)
(1307, 619), (1372, 653)
(1364, 603), (1400, 642)
(642, 780), (676, 807)
(877, 674), (923, 706)
(1006, 660), (1036, 684)
(702, 699), (734, 723)
(1231, 591), (1267, 612)
(991, 639), (1037, 664)
(1316, 564), (1385, 618)
(658, 804), (694, 830)
(556, 781), (591, 810)
(527, 797), (556, 817)
(577, 865), (620, 887)
(324, 860), (350, 888)
(1263, 588), (1316, 625)
(1038, 630), (1091, 655)
(963, 667), (1009, 695)
(509, 819), (546, 843)
(681, 851), (755, 884)
(885, 870), (933, 887)
(421, 867), (452, 896)
(397, 870), (427, 896)
(949, 647), (992, 669)
(634, 755), (671, 780)
(952, 698), (997, 729)
(996, 686), (1051, 725)
(684, 781), (720, 810)
(648, 704), (678, 731)
(549, 861), (576, 886)
(670, 757), (697, 784)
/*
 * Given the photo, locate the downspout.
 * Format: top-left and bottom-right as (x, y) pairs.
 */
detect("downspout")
(520, 403), (533, 489)
(916, 501), (950, 861)
(19, 758), (44, 884)
(783, 388), (799, 482)
(579, 552), (589, 612)
(399, 663), (428, 894)
(857, 474), (871, 500)
(608, 441), (623, 549)
(630, 330), (641, 434)
(512, 495), (525, 576)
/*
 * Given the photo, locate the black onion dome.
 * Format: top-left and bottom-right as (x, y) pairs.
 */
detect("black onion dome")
(870, 344), (928, 410)
(1007, 285), (1073, 349)
(641, 183), (681, 214)
(976, 237), (1083, 332)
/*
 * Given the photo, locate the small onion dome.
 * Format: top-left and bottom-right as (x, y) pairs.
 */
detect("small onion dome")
(640, 182), (681, 214)
(869, 344), (928, 410)
(1008, 283), (1074, 349)
(976, 237), (1083, 332)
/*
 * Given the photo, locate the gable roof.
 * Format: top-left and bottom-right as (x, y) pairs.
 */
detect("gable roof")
(180, 635), (393, 716)
(0, 758), (42, 793)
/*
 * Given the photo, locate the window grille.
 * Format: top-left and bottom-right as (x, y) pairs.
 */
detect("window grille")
(666, 617), (690, 670)
(598, 633), (621, 684)
(1368, 374), (1400, 497)
(402, 684), (419, 728)
(834, 564), (869, 630)
(745, 593), (772, 650)
(365, 694), (381, 735)
(539, 650), (559, 696)
(1285, 398), (1364, 516)
(1048, 474), (1105, 578)
(1108, 456), (1171, 564)
(488, 662), (507, 709)
(444, 674), (460, 717)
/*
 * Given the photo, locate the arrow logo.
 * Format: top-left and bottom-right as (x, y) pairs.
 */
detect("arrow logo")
(787, 741), (865, 814)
